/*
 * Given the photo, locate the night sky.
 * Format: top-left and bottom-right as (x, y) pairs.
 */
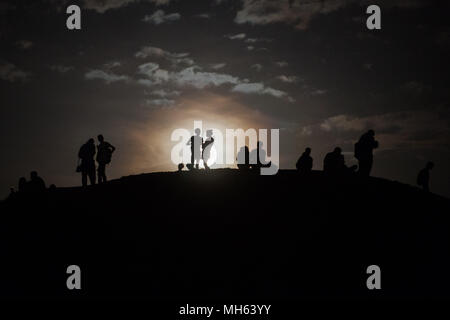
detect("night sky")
(1, 0), (450, 198)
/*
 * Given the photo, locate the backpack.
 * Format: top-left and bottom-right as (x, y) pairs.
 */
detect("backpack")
(103, 148), (112, 164)
(97, 144), (113, 164)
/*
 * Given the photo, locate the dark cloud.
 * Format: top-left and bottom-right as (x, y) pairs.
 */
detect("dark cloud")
(235, 0), (430, 30)
(0, 61), (30, 82)
(50, 65), (75, 73)
(210, 63), (226, 70)
(225, 33), (246, 40)
(16, 40), (33, 50)
(85, 69), (130, 84)
(135, 46), (194, 66)
(83, 0), (170, 13)
(276, 75), (299, 83)
(142, 10), (181, 25)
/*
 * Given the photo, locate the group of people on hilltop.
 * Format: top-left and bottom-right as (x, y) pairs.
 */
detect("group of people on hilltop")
(295, 130), (435, 192)
(180, 128), (272, 172)
(10, 129), (435, 196)
(14, 171), (48, 194)
(78, 134), (115, 187)
(11, 134), (115, 195)
(235, 141), (272, 171)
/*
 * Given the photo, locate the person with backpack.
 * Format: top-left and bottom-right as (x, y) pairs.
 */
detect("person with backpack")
(96, 134), (115, 184)
(417, 161), (434, 192)
(354, 129), (378, 176)
(78, 138), (96, 186)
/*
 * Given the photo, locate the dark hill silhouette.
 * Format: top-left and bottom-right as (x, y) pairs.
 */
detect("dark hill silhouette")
(1, 169), (450, 300)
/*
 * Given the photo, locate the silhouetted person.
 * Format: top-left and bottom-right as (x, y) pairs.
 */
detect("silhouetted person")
(18, 177), (27, 192)
(78, 138), (96, 187)
(355, 129), (378, 176)
(178, 163), (185, 172)
(187, 128), (203, 170)
(417, 161), (434, 192)
(27, 171), (46, 192)
(324, 147), (357, 175)
(237, 146), (250, 171)
(202, 129), (214, 170)
(96, 134), (116, 184)
(296, 147), (313, 175)
(250, 141), (271, 172)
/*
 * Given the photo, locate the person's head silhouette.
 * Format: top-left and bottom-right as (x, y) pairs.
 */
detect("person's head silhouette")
(88, 138), (94, 145)
(367, 129), (375, 137)
(305, 147), (311, 155)
(98, 134), (104, 142)
(206, 129), (213, 138)
(333, 147), (342, 155)
(195, 128), (201, 136)
(30, 171), (38, 180)
(426, 161), (435, 170)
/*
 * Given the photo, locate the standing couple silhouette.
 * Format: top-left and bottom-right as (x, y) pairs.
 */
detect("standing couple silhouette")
(186, 128), (214, 170)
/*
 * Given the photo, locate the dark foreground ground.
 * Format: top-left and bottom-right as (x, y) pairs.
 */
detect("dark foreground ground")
(1, 169), (450, 300)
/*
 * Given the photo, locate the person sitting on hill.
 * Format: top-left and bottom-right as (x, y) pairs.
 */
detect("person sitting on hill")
(18, 177), (27, 192)
(296, 147), (313, 175)
(27, 171), (46, 192)
(237, 146), (250, 171)
(323, 147), (357, 175)
(249, 141), (272, 173)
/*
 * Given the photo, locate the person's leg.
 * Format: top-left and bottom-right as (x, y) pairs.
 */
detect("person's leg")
(98, 163), (106, 183)
(358, 159), (368, 176)
(195, 155), (200, 169)
(82, 171), (87, 187)
(89, 169), (96, 185)
(103, 164), (107, 182)
(97, 164), (101, 184)
(367, 157), (373, 176)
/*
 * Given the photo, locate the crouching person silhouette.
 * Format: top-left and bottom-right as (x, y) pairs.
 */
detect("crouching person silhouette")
(96, 134), (116, 184)
(324, 147), (357, 176)
(296, 147), (313, 176)
(28, 171), (46, 192)
(237, 146), (250, 171)
(249, 141), (272, 174)
(78, 138), (96, 186)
